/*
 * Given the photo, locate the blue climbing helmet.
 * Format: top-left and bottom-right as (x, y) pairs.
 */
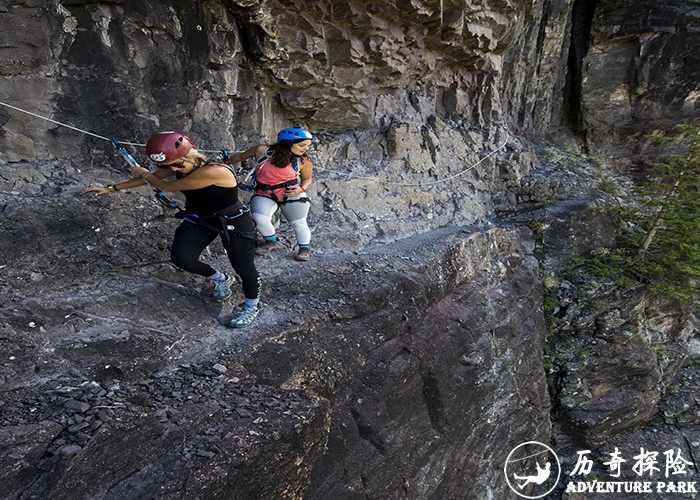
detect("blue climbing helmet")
(277, 127), (313, 142)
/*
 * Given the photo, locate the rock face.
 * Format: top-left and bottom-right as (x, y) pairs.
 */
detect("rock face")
(3, 0), (698, 165)
(577, 0), (700, 171)
(1, 0), (700, 498)
(550, 283), (695, 447)
(305, 231), (550, 499)
(0, 223), (551, 499)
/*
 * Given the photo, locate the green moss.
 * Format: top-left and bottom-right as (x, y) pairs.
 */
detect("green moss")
(541, 272), (560, 291)
(598, 174), (624, 197)
(543, 297), (559, 313)
(545, 315), (561, 336)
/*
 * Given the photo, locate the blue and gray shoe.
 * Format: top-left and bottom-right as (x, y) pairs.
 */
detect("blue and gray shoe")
(212, 274), (234, 300)
(227, 308), (259, 328)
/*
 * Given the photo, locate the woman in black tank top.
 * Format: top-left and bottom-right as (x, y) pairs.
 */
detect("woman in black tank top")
(80, 132), (260, 328)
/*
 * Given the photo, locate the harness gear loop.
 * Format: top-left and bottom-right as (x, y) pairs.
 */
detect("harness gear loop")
(181, 203), (256, 245)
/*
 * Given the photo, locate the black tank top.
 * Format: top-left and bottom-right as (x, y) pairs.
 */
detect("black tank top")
(177, 165), (239, 214)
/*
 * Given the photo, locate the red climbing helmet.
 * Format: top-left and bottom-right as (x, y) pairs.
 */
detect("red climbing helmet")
(146, 132), (196, 163)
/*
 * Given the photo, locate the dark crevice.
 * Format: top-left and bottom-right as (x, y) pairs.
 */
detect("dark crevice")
(565, 0), (598, 134)
(421, 370), (445, 433)
(350, 409), (386, 453)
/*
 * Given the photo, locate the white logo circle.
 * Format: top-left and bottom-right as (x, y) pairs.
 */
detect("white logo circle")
(504, 441), (561, 498)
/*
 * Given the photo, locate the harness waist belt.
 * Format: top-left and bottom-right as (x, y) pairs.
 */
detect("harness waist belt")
(255, 179), (298, 191)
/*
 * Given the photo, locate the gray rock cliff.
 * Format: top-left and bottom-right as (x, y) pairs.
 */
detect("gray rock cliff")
(1, 0), (699, 498)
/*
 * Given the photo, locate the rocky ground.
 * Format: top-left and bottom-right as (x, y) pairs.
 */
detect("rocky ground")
(3, 218), (699, 499)
(3, 200), (543, 498)
(2, 143), (699, 499)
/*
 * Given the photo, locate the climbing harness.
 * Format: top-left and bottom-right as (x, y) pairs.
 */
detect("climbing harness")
(181, 202), (257, 245)
(255, 179), (307, 204)
(181, 162), (258, 244)
(228, 146), (310, 205)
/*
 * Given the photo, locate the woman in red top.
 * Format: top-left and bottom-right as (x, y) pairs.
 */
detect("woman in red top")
(226, 127), (314, 261)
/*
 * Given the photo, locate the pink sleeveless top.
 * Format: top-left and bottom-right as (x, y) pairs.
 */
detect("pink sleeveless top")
(255, 159), (299, 199)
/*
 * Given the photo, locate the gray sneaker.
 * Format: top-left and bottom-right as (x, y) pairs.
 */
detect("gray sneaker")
(294, 247), (311, 261)
(255, 240), (278, 256)
(227, 308), (259, 328)
(212, 274), (234, 300)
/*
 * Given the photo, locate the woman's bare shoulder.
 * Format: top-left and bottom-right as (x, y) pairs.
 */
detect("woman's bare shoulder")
(252, 144), (269, 159)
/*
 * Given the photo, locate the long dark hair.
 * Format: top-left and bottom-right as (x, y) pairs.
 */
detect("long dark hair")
(269, 140), (309, 168)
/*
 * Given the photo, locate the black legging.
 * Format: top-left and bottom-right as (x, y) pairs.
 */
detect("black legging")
(170, 216), (260, 300)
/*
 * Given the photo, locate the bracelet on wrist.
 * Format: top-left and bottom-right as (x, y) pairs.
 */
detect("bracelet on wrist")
(300, 185), (307, 192)
(107, 184), (120, 192)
